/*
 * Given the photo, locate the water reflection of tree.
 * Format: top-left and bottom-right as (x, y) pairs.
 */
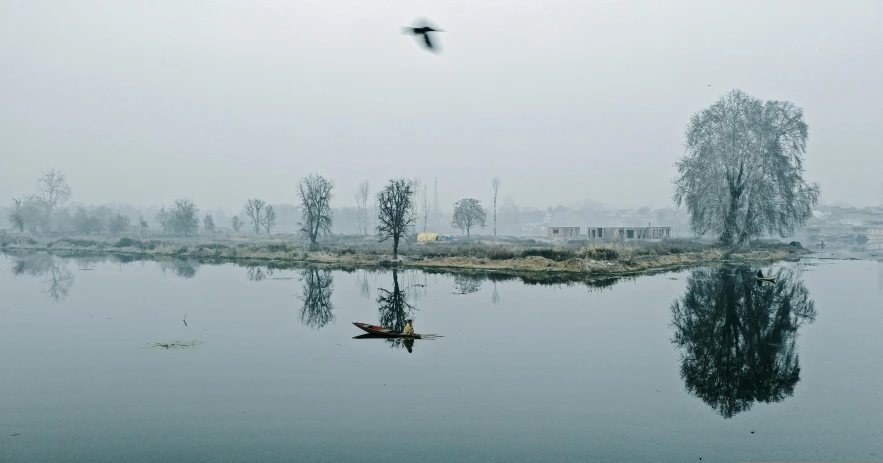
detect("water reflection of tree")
(492, 282), (500, 304)
(452, 274), (483, 295)
(670, 267), (817, 418)
(247, 265), (274, 282)
(356, 269), (372, 299)
(298, 268), (335, 329)
(377, 269), (417, 350)
(11, 252), (74, 303)
(159, 259), (199, 279)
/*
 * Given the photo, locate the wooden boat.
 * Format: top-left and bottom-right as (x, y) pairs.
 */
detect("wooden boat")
(756, 270), (776, 283)
(352, 322), (421, 339)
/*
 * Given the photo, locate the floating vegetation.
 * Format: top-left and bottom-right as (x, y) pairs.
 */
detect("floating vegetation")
(149, 340), (204, 349)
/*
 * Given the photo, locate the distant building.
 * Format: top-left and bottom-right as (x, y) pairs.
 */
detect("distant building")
(588, 226), (671, 240)
(521, 223), (546, 237)
(547, 227), (581, 240)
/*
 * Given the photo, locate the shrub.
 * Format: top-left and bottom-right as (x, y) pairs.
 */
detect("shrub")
(116, 237), (136, 247)
(522, 248), (576, 262)
(486, 247), (519, 260)
(585, 247), (620, 261)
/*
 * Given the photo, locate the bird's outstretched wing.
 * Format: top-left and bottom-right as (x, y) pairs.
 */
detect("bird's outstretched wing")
(422, 33), (434, 50)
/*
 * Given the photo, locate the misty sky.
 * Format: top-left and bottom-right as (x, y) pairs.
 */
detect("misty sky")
(2, 0), (881, 214)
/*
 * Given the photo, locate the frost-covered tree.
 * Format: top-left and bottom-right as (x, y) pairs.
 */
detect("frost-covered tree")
(38, 168), (72, 215)
(674, 90), (820, 248)
(262, 206), (276, 234)
(108, 213), (130, 234)
(244, 199), (265, 234)
(203, 214), (215, 234)
(170, 199), (199, 236)
(355, 181), (370, 235)
(8, 199), (25, 233)
(231, 215), (243, 233)
(451, 198), (487, 237)
(492, 177), (500, 236)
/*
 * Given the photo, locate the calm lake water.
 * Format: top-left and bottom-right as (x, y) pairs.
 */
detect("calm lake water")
(1, 251), (882, 463)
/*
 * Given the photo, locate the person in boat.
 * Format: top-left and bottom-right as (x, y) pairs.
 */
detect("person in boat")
(403, 319), (415, 336)
(756, 270), (775, 283)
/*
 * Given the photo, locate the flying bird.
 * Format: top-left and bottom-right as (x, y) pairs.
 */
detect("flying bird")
(403, 19), (444, 52)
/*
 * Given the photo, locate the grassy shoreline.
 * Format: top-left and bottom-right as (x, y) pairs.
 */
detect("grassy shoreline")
(0, 234), (811, 279)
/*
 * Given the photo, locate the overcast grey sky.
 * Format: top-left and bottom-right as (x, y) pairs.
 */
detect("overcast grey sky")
(2, 0), (881, 213)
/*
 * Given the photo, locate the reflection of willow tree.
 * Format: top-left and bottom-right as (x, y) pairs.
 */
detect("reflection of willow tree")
(670, 267), (817, 418)
(358, 270), (371, 299)
(299, 268), (335, 329)
(11, 252), (75, 303)
(452, 274), (483, 295)
(158, 259), (199, 279)
(492, 282), (500, 304)
(377, 269), (417, 350)
(246, 266), (274, 282)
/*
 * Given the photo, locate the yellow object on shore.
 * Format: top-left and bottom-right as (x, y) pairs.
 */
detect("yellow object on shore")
(417, 233), (439, 242)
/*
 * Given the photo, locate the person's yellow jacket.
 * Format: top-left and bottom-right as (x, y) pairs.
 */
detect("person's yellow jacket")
(403, 323), (414, 335)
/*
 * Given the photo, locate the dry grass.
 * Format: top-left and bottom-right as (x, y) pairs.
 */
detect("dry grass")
(2, 232), (808, 277)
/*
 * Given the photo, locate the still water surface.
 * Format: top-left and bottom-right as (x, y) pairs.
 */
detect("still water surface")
(1, 252), (882, 462)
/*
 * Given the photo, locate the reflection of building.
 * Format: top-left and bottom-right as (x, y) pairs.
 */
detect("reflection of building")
(547, 227), (581, 240)
(588, 226), (671, 240)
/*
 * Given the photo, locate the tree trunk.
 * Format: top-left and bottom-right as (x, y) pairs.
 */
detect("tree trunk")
(720, 185), (744, 248)
(393, 235), (400, 260)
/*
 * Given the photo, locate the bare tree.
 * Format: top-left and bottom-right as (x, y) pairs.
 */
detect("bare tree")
(376, 178), (416, 260)
(8, 198), (24, 233)
(674, 89), (820, 248)
(297, 174), (334, 245)
(38, 168), (72, 226)
(356, 181), (370, 235)
(492, 177), (500, 236)
(231, 215), (243, 233)
(244, 199), (265, 234)
(262, 205), (276, 234)
(203, 214), (215, 234)
(155, 207), (172, 234)
(421, 182), (431, 232)
(451, 198), (487, 237)
(433, 177), (439, 225)
(139, 216), (148, 236)
(410, 178), (422, 234)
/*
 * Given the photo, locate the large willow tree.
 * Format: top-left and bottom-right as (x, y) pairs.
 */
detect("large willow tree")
(674, 90), (820, 247)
